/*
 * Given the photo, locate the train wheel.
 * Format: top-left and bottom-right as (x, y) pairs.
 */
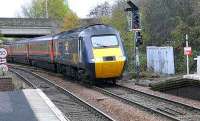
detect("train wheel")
(75, 70), (81, 81)
(88, 77), (96, 86)
(54, 64), (58, 73)
(89, 80), (95, 86)
(29, 60), (32, 66)
(112, 80), (117, 85)
(11, 57), (14, 63)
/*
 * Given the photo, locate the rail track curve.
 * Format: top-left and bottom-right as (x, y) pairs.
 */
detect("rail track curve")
(9, 67), (116, 121)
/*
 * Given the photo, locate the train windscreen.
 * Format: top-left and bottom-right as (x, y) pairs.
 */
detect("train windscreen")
(91, 35), (118, 48)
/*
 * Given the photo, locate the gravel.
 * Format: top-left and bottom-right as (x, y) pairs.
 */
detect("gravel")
(36, 72), (170, 121)
(119, 82), (200, 110)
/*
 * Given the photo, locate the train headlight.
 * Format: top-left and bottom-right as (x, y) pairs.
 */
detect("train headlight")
(91, 58), (103, 62)
(118, 56), (126, 61)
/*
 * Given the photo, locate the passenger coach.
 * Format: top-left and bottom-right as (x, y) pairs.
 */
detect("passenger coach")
(6, 24), (127, 84)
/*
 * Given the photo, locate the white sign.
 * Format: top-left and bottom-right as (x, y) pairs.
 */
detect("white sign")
(0, 64), (8, 72)
(0, 58), (6, 64)
(0, 48), (7, 58)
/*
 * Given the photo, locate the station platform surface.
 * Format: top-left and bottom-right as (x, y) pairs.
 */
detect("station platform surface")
(0, 89), (69, 121)
(183, 74), (200, 80)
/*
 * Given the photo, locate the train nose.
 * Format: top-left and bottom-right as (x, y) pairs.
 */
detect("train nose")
(95, 60), (125, 78)
(92, 48), (126, 78)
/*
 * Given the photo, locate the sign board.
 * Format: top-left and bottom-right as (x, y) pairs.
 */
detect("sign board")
(0, 48), (8, 75)
(0, 64), (8, 72)
(0, 48), (7, 58)
(0, 58), (6, 64)
(184, 47), (192, 56)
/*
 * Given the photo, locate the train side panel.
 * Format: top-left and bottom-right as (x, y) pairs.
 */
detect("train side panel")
(12, 43), (29, 63)
(29, 41), (52, 63)
(54, 37), (79, 67)
(5, 45), (13, 62)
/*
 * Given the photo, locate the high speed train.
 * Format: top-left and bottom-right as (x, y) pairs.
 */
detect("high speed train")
(6, 24), (127, 84)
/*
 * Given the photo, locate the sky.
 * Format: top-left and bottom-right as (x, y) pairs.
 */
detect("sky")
(0, 0), (30, 17)
(68, 0), (117, 18)
(0, 0), (117, 18)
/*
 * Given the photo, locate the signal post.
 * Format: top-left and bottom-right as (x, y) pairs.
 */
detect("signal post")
(126, 1), (143, 82)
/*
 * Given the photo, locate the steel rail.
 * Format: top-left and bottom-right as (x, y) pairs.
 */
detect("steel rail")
(94, 84), (200, 121)
(11, 64), (200, 121)
(9, 68), (37, 89)
(117, 84), (200, 111)
(93, 86), (180, 121)
(10, 66), (116, 121)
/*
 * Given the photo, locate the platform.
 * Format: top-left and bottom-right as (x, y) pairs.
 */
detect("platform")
(183, 74), (200, 81)
(0, 89), (69, 121)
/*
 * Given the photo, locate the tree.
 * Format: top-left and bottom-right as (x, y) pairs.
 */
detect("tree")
(20, 0), (81, 31)
(140, 0), (200, 73)
(21, 0), (68, 22)
(88, 2), (112, 18)
(62, 11), (80, 31)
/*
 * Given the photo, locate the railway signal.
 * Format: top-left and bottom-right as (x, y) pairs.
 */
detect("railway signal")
(136, 31), (143, 46)
(125, 1), (142, 83)
(132, 10), (140, 30)
(125, 1), (141, 31)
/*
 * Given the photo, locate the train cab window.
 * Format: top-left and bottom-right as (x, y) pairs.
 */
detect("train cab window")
(91, 35), (119, 48)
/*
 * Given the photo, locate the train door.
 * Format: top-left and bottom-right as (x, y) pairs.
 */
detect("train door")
(77, 37), (84, 80)
(78, 37), (83, 65)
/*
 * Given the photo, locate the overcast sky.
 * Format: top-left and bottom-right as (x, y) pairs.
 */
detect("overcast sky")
(68, 0), (117, 18)
(0, 0), (116, 18)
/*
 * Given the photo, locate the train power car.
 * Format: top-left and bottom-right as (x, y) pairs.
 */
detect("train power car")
(6, 24), (127, 84)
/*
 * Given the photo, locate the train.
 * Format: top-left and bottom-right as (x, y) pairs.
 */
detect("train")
(5, 24), (127, 84)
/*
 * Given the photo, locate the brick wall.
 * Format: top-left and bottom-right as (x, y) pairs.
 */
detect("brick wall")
(0, 77), (13, 91)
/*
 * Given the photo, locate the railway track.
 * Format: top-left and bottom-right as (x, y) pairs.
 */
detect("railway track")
(94, 84), (200, 121)
(9, 67), (115, 121)
(9, 64), (200, 121)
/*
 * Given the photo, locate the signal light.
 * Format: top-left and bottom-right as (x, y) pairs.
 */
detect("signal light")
(132, 11), (140, 30)
(136, 32), (143, 46)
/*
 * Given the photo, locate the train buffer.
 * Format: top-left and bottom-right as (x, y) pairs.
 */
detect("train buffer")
(0, 89), (69, 121)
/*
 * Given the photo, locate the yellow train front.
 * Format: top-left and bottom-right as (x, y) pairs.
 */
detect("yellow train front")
(80, 24), (127, 81)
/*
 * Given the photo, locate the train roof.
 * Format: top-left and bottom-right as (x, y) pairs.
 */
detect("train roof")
(12, 35), (53, 44)
(9, 24), (116, 44)
(54, 24), (115, 39)
(60, 24), (113, 34)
